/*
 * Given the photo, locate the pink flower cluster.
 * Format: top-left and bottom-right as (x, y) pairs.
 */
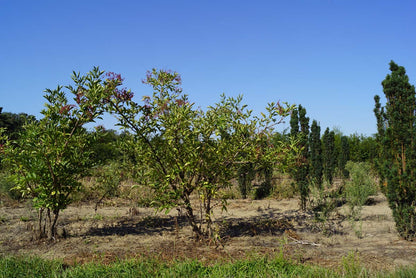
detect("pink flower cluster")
(115, 88), (134, 101)
(59, 104), (76, 115)
(106, 72), (124, 82)
(105, 72), (133, 101)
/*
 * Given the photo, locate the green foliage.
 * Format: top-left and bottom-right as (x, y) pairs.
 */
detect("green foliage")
(89, 127), (121, 165)
(344, 161), (377, 233)
(0, 109), (36, 170)
(339, 136), (350, 178)
(348, 134), (378, 163)
(0, 67), (111, 240)
(102, 69), (296, 239)
(289, 106), (299, 138)
(309, 120), (323, 189)
(322, 128), (336, 186)
(310, 127), (344, 230)
(374, 61), (416, 240)
(0, 171), (21, 200)
(237, 142), (275, 200)
(290, 105), (310, 210)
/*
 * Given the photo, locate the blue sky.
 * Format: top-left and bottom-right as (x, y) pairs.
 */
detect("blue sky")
(1, 0), (415, 136)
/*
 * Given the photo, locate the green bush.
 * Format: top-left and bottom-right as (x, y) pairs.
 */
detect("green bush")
(344, 161), (377, 220)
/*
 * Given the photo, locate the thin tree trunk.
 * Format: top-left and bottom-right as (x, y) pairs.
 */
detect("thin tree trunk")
(204, 194), (213, 238)
(47, 208), (52, 240)
(50, 210), (60, 240)
(183, 196), (204, 239)
(38, 208), (45, 239)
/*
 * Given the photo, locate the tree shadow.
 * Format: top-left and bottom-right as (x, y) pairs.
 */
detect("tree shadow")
(218, 216), (294, 238)
(85, 206), (346, 239)
(86, 215), (188, 236)
(217, 208), (346, 240)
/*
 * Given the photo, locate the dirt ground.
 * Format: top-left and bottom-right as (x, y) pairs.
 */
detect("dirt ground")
(1, 193), (416, 271)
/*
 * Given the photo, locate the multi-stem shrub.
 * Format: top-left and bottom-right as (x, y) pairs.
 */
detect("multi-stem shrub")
(0, 67), (111, 240)
(102, 69), (296, 240)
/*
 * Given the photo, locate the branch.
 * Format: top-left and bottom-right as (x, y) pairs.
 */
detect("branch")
(111, 102), (169, 177)
(287, 235), (321, 247)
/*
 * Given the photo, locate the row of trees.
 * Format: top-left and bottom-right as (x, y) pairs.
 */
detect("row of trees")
(288, 104), (376, 211)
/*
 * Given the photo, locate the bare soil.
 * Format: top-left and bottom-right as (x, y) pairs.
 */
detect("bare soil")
(1, 193), (416, 270)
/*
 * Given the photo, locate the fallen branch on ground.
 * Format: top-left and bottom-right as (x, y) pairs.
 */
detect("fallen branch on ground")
(287, 236), (321, 247)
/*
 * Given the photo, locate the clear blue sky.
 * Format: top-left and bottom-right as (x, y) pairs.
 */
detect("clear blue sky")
(1, 0), (415, 136)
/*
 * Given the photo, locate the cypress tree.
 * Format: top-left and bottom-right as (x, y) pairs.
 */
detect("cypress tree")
(290, 105), (310, 210)
(290, 108), (299, 138)
(322, 128), (336, 186)
(374, 61), (416, 240)
(339, 136), (350, 178)
(309, 120), (323, 189)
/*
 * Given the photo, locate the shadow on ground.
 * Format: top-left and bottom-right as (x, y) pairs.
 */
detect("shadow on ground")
(86, 215), (188, 236)
(85, 207), (347, 239)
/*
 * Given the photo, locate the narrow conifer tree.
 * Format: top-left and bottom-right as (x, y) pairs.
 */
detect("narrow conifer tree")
(309, 120), (323, 189)
(338, 136), (350, 178)
(374, 61), (416, 240)
(290, 105), (309, 210)
(322, 128), (336, 186)
(290, 108), (299, 138)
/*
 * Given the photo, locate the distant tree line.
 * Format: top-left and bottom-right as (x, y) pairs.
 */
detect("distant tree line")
(0, 107), (36, 140)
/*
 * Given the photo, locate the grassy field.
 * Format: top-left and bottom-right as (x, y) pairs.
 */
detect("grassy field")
(1, 255), (416, 278)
